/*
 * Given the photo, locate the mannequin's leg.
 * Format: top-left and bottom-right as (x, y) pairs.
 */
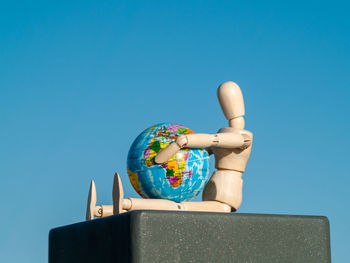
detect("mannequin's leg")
(123, 198), (184, 212)
(112, 172), (234, 214)
(113, 172), (185, 214)
(122, 199), (231, 213)
(181, 201), (231, 212)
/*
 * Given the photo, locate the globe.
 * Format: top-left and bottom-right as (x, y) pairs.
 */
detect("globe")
(127, 123), (210, 202)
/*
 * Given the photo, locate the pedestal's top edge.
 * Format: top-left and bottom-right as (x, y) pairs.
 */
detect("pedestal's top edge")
(127, 210), (329, 219)
(50, 210), (329, 233)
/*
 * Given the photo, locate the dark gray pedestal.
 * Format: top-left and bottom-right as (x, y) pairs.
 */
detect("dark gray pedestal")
(49, 211), (331, 263)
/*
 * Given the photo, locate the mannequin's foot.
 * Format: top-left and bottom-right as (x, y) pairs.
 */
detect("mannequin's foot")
(112, 172), (124, 215)
(86, 180), (97, 220)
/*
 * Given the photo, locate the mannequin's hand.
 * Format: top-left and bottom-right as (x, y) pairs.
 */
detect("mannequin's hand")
(154, 135), (188, 164)
(154, 141), (182, 164)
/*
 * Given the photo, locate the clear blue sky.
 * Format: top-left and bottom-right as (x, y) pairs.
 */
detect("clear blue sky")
(1, 1), (349, 262)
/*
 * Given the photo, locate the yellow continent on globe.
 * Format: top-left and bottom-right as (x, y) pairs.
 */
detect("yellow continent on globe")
(127, 169), (142, 196)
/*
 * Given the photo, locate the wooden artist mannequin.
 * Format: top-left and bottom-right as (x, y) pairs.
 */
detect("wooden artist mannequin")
(86, 81), (253, 220)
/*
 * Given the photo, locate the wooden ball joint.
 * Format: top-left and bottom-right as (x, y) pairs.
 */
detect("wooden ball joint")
(86, 81), (253, 220)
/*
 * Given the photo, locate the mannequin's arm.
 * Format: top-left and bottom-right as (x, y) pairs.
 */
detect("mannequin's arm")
(154, 132), (249, 164)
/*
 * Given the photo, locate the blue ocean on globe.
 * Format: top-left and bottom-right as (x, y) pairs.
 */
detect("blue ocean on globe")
(127, 123), (210, 202)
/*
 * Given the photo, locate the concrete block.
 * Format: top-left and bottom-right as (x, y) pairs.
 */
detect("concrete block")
(49, 211), (331, 263)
